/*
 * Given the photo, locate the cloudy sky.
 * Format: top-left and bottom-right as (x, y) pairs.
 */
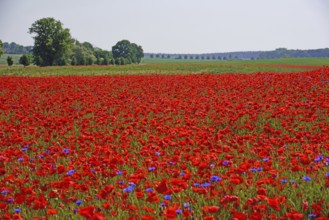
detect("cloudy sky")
(0, 0), (328, 53)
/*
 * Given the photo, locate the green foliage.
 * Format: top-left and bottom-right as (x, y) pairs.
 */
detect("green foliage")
(0, 39), (3, 57)
(112, 40), (143, 65)
(19, 54), (32, 67)
(7, 56), (13, 66)
(29, 17), (74, 66)
(2, 42), (32, 54)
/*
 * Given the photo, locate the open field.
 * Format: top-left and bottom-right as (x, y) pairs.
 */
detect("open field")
(0, 61), (329, 219)
(0, 54), (22, 65)
(0, 58), (329, 76)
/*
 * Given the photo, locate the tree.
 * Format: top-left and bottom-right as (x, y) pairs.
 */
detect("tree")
(7, 56), (13, 66)
(29, 17), (74, 66)
(19, 54), (32, 67)
(112, 40), (143, 65)
(0, 39), (3, 57)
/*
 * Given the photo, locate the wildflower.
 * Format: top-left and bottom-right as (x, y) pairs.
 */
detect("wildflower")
(1, 190), (8, 195)
(281, 179), (287, 183)
(210, 175), (222, 182)
(176, 209), (182, 214)
(250, 168), (257, 172)
(123, 185), (135, 193)
(303, 176), (312, 181)
(314, 155), (323, 162)
(193, 183), (200, 187)
(67, 169), (75, 176)
(180, 171), (185, 177)
(76, 200), (82, 205)
(155, 152), (160, 156)
(201, 182), (211, 188)
(62, 148), (70, 154)
(326, 173), (329, 177)
(148, 167), (156, 172)
(183, 202), (190, 208)
(18, 158), (24, 162)
(210, 164), (215, 169)
(290, 180), (296, 184)
(263, 158), (270, 162)
(160, 202), (166, 207)
(146, 188), (153, 193)
(169, 161), (175, 165)
(118, 181), (124, 185)
(222, 160), (229, 166)
(257, 167), (263, 172)
(309, 213), (316, 219)
(14, 208), (21, 213)
(164, 195), (172, 200)
(8, 198), (14, 203)
(116, 171), (123, 175)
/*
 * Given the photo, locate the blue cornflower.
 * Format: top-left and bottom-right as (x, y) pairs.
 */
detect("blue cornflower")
(164, 195), (172, 200)
(128, 182), (136, 187)
(257, 167), (263, 172)
(222, 160), (229, 166)
(8, 198), (14, 203)
(169, 161), (175, 165)
(18, 158), (24, 162)
(116, 171), (123, 175)
(281, 179), (287, 183)
(123, 186), (135, 193)
(148, 167), (156, 172)
(1, 190), (8, 195)
(176, 209), (182, 214)
(118, 181), (124, 185)
(201, 182), (211, 188)
(160, 202), (166, 207)
(210, 175), (222, 182)
(314, 155), (323, 162)
(290, 180), (296, 184)
(67, 169), (75, 176)
(62, 148), (70, 154)
(38, 155), (44, 159)
(210, 164), (215, 169)
(155, 152), (161, 156)
(309, 213), (317, 219)
(326, 173), (329, 177)
(45, 149), (50, 153)
(76, 200), (82, 205)
(180, 172), (185, 177)
(183, 202), (190, 208)
(73, 209), (78, 214)
(14, 208), (21, 213)
(193, 183), (200, 187)
(263, 158), (270, 162)
(250, 168), (257, 172)
(22, 147), (28, 152)
(146, 188), (153, 193)
(303, 176), (312, 181)
(91, 169), (95, 173)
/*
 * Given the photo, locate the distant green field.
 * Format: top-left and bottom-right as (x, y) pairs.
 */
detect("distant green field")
(0, 57), (328, 76)
(142, 57), (329, 66)
(0, 54), (22, 65)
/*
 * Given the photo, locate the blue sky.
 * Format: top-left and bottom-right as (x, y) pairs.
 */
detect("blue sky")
(0, 0), (328, 53)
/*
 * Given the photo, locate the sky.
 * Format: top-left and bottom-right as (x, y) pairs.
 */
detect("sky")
(0, 0), (328, 54)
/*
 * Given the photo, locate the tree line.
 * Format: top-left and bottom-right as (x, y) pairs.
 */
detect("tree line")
(0, 17), (144, 67)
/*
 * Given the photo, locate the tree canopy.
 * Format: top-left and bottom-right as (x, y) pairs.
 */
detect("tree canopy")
(0, 39), (3, 58)
(112, 40), (143, 64)
(29, 17), (74, 66)
(19, 54), (32, 67)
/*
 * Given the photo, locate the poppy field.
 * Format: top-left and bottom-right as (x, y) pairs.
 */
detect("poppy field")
(1, 65), (329, 219)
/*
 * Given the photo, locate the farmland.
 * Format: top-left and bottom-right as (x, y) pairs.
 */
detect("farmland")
(0, 60), (329, 219)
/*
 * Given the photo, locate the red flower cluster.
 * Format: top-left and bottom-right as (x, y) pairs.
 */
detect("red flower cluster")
(0, 67), (329, 219)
